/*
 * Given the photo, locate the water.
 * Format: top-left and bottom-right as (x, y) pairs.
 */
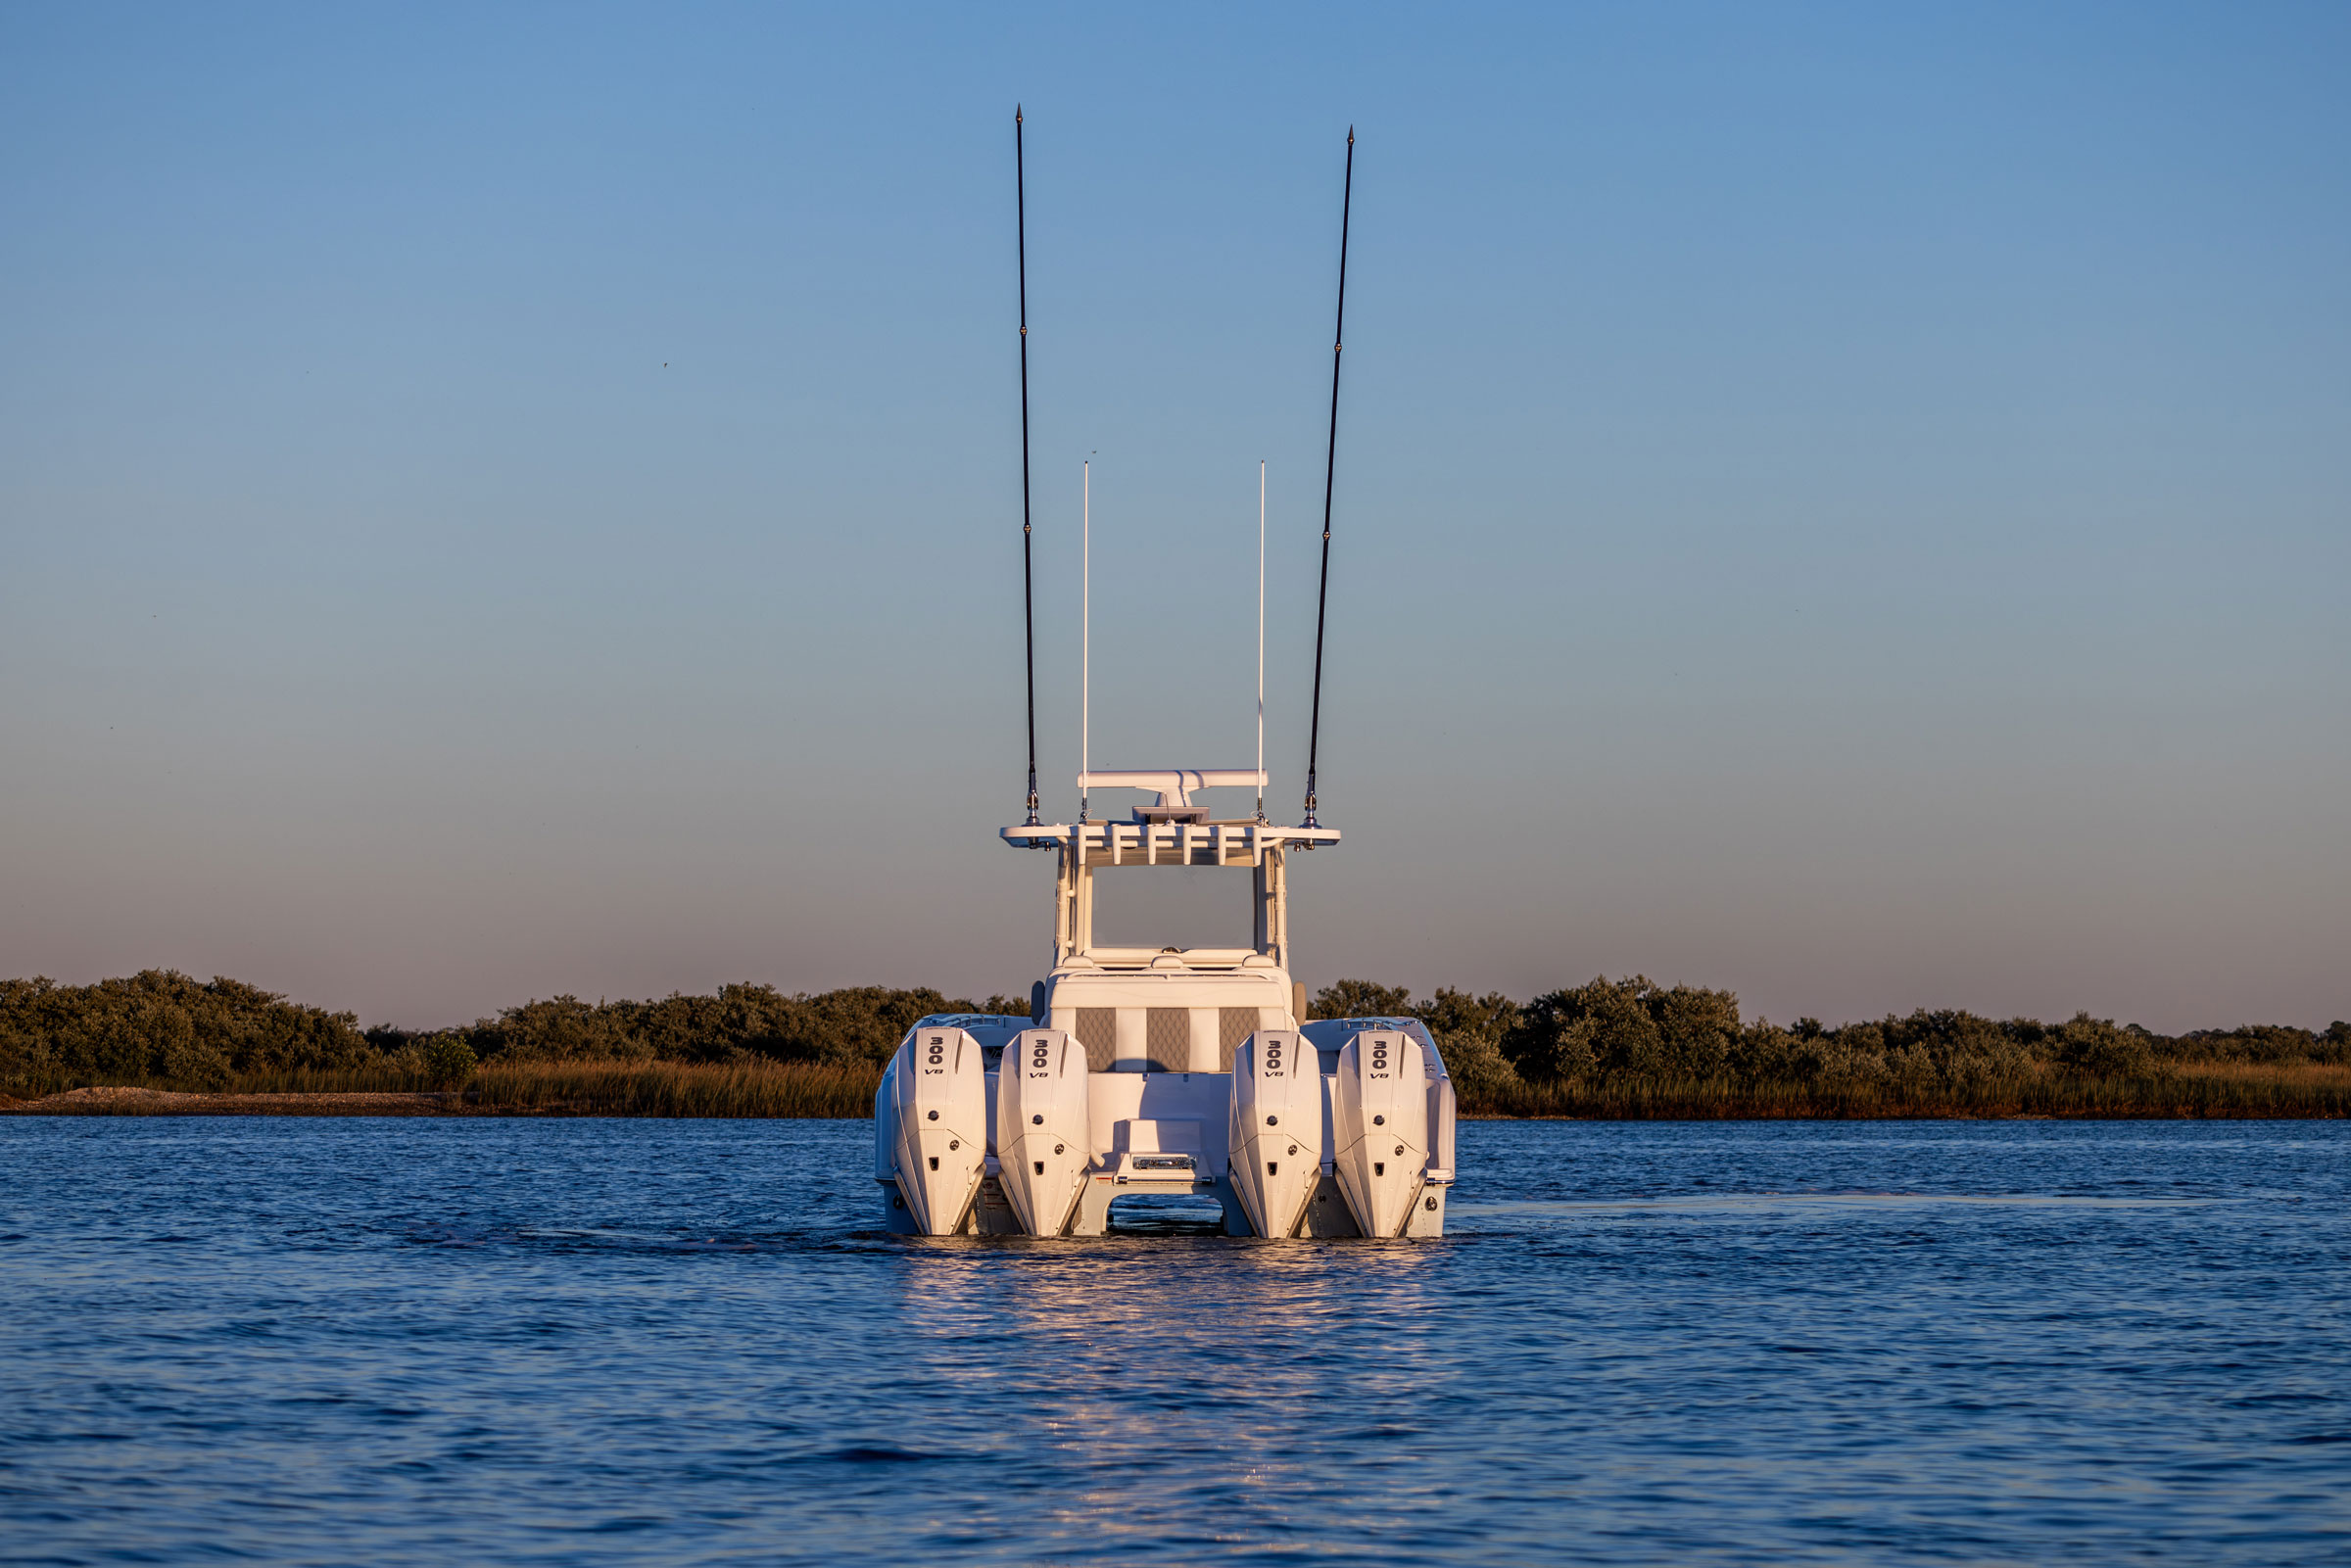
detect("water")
(3, 1119), (2347, 1566)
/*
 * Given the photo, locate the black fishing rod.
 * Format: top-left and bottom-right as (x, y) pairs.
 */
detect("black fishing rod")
(1303, 126), (1353, 831)
(1017, 107), (1040, 827)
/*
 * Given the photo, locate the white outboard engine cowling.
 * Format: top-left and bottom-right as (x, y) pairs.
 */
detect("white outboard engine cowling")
(885, 1024), (990, 1235)
(1226, 1030), (1323, 1239)
(994, 1028), (1090, 1236)
(1331, 1029), (1430, 1238)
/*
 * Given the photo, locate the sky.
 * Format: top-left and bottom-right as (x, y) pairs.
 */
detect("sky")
(3, 2), (2345, 1032)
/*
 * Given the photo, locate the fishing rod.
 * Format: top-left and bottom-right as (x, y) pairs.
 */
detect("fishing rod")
(1303, 126), (1353, 831)
(1017, 106), (1039, 828)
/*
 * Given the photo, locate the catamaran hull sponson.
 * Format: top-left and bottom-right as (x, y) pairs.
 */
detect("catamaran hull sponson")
(874, 1016), (1455, 1238)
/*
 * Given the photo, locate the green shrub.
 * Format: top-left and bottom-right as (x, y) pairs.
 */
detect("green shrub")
(447, 983), (1021, 1068)
(419, 1032), (477, 1088)
(1, 971), (367, 1089)
(1311, 978), (1415, 1021)
(2056, 1012), (2156, 1077)
(1504, 975), (1744, 1082)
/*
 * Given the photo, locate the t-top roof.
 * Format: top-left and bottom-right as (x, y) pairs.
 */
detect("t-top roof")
(1001, 820), (1339, 863)
(1004, 767), (1339, 860)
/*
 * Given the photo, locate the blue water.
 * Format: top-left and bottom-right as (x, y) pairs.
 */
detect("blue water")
(3, 1119), (2347, 1565)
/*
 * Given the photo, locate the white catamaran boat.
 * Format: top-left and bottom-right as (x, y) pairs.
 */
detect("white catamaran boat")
(874, 116), (1456, 1239)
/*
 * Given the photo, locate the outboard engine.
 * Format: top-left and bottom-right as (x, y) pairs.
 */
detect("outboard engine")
(884, 1024), (990, 1235)
(994, 1028), (1090, 1236)
(1331, 1029), (1430, 1238)
(1226, 1029), (1324, 1239)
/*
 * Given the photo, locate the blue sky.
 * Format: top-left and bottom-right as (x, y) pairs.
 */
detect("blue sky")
(3, 2), (2345, 1029)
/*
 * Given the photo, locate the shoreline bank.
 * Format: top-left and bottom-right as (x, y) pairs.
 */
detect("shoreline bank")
(14, 973), (2347, 1122)
(7, 1083), (2344, 1120)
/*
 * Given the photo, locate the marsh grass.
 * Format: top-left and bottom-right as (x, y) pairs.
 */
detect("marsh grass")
(2169, 1060), (2351, 1089)
(11, 1064), (470, 1099)
(462, 1059), (881, 1117)
(2, 1060), (884, 1116)
(11, 1059), (2346, 1118)
(1459, 1067), (2351, 1119)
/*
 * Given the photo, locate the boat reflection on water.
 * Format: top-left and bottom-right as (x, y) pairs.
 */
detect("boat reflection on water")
(878, 1221), (1453, 1544)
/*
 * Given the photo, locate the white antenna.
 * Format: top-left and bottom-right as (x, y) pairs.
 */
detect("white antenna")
(1257, 460), (1267, 821)
(1080, 458), (1090, 824)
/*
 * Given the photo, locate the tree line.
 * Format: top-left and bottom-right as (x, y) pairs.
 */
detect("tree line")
(4, 969), (2344, 1103)
(1311, 976), (2350, 1107)
(0, 972), (1027, 1093)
